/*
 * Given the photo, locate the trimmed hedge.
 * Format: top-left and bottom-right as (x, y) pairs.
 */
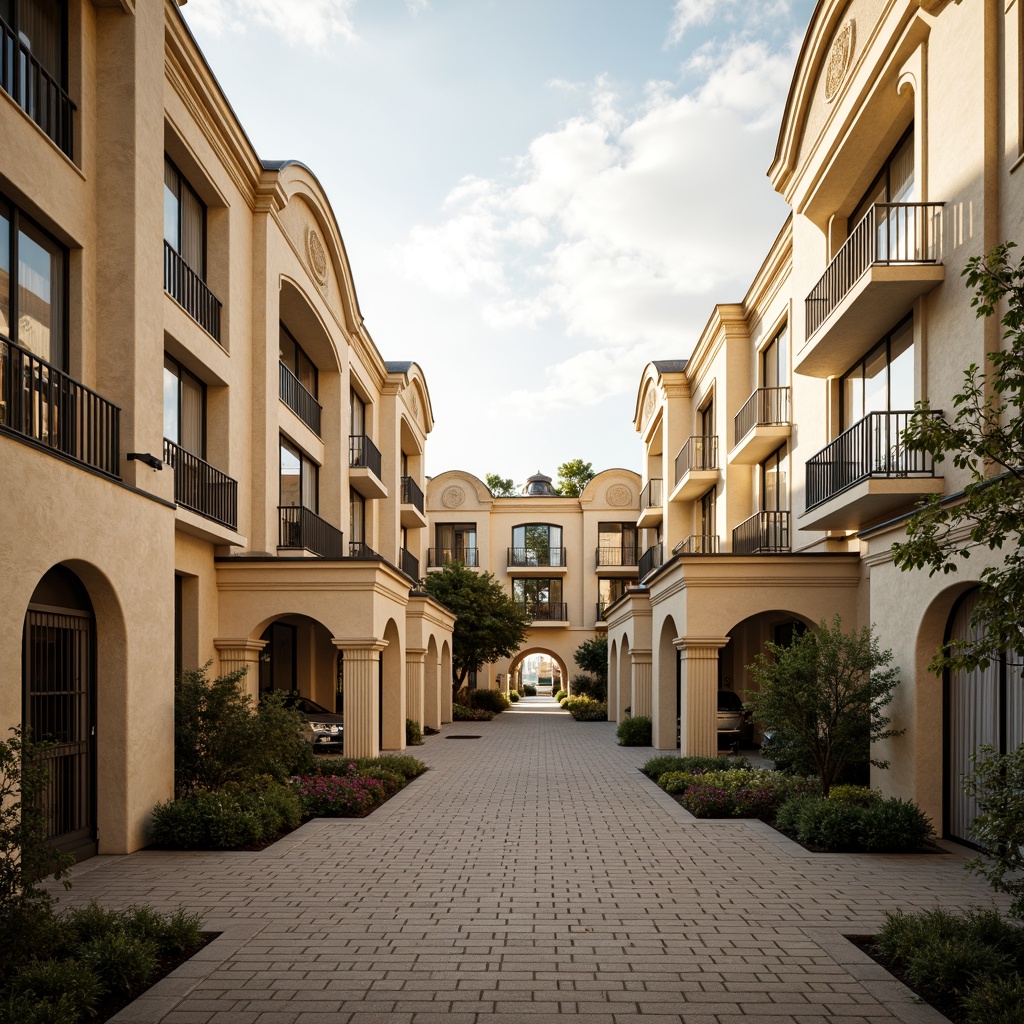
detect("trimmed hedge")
(467, 689), (510, 713)
(642, 754), (749, 782)
(617, 716), (652, 746)
(563, 696), (608, 721)
(776, 794), (934, 852)
(453, 703), (496, 721)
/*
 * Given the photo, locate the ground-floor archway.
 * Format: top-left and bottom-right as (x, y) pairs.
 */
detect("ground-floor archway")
(508, 648), (567, 694)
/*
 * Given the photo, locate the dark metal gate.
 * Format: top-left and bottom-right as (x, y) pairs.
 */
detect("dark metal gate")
(23, 603), (96, 860)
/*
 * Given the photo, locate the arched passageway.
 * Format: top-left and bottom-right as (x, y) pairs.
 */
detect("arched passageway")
(509, 649), (567, 694)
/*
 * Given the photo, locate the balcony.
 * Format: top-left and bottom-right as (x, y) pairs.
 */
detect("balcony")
(349, 434), (387, 499)
(0, 335), (120, 478)
(637, 478), (663, 529)
(670, 436), (719, 501)
(400, 547), (420, 580)
(164, 242), (222, 342)
(428, 547), (479, 568)
(801, 410), (944, 530)
(595, 546), (639, 573)
(278, 505), (344, 558)
(638, 542), (664, 580)
(279, 362), (321, 436)
(0, 17), (75, 158)
(508, 547), (567, 569)
(674, 535), (720, 554)
(349, 540), (375, 558)
(163, 439), (237, 530)
(732, 511), (790, 555)
(400, 475), (427, 529)
(800, 202), (945, 376)
(730, 387), (790, 464)
(515, 601), (568, 623)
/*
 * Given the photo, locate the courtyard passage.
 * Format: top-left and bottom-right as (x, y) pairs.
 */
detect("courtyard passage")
(61, 696), (992, 1023)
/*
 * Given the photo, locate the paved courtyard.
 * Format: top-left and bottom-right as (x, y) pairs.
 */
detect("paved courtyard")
(59, 697), (997, 1024)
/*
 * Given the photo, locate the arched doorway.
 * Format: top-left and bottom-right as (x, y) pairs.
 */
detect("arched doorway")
(509, 649), (567, 694)
(23, 565), (97, 861)
(945, 589), (1024, 842)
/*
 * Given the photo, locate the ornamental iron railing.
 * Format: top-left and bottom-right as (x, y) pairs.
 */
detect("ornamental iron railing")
(163, 438), (237, 530)
(278, 505), (343, 558)
(674, 435), (718, 483)
(401, 475), (424, 512)
(508, 546), (567, 567)
(676, 534), (719, 554)
(640, 478), (663, 511)
(732, 511), (790, 555)
(279, 362), (321, 436)
(400, 547), (419, 579)
(164, 242), (222, 341)
(734, 386), (790, 445)
(349, 433), (382, 478)
(639, 542), (664, 580)
(428, 547), (479, 567)
(595, 546), (638, 567)
(515, 601), (568, 622)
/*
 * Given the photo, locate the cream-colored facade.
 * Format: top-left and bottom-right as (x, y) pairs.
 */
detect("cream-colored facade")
(610, 0), (1024, 841)
(0, 0), (453, 860)
(426, 469), (640, 694)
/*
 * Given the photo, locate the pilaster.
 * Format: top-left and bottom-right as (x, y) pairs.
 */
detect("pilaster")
(406, 647), (426, 732)
(334, 638), (387, 758)
(674, 637), (730, 757)
(630, 649), (653, 719)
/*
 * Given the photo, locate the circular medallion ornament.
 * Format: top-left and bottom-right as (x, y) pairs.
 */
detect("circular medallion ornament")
(441, 485), (466, 508)
(643, 391), (656, 424)
(306, 227), (329, 285)
(607, 485), (632, 508)
(825, 20), (855, 103)
(411, 392), (421, 418)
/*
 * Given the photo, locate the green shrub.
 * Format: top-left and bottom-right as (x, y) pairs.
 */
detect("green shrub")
(8, 959), (101, 1020)
(508, 690), (520, 702)
(559, 697), (569, 707)
(828, 784), (882, 808)
(468, 689), (510, 713)
(356, 767), (404, 798)
(775, 795), (820, 834)
(563, 696), (607, 721)
(355, 755), (428, 780)
(963, 973), (1024, 1024)
(796, 799), (863, 849)
(553, 690), (567, 702)
(406, 719), (424, 745)
(858, 798), (934, 852)
(292, 774), (385, 816)
(617, 716), (652, 746)
(0, 990), (83, 1024)
(310, 756), (358, 777)
(80, 931), (159, 1000)
(523, 684), (537, 696)
(641, 754), (746, 781)
(452, 703), (495, 721)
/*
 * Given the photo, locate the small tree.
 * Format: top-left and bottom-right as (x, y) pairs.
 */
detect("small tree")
(893, 242), (1024, 672)
(744, 617), (903, 796)
(573, 635), (608, 700)
(555, 459), (596, 497)
(422, 562), (531, 699)
(485, 473), (517, 497)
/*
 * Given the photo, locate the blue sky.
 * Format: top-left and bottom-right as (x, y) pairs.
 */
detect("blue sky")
(182, 0), (817, 488)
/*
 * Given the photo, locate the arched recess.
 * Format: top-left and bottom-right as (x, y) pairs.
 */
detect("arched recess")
(608, 638), (619, 721)
(653, 615), (680, 750)
(440, 640), (453, 724)
(508, 648), (568, 694)
(423, 635), (440, 731)
(722, 610), (815, 704)
(381, 619), (404, 750)
(618, 637), (632, 718)
(252, 612), (338, 712)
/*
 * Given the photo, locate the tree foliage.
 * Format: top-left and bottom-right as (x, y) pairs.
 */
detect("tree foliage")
(572, 636), (608, 699)
(485, 473), (517, 497)
(893, 242), (1024, 672)
(744, 617), (903, 796)
(422, 562), (531, 696)
(555, 459), (596, 497)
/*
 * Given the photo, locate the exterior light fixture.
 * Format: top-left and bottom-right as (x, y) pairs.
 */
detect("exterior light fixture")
(127, 452), (164, 470)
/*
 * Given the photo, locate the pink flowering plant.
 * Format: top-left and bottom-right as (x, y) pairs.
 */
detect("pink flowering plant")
(291, 773), (386, 817)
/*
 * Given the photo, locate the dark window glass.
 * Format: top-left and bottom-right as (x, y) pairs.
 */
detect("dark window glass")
(164, 158), (205, 277)
(760, 445), (789, 512)
(699, 487), (716, 535)
(163, 356), (204, 455)
(762, 326), (787, 389)
(350, 488), (365, 543)
(840, 317), (915, 430)
(280, 437), (317, 512)
(350, 390), (365, 435)
(259, 622), (296, 694)
(280, 323), (317, 397)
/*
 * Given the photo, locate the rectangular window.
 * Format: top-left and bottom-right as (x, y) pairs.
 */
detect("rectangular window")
(840, 317), (915, 429)
(598, 577), (635, 612)
(279, 323), (317, 398)
(350, 488), (365, 544)
(350, 389), (365, 436)
(435, 522), (476, 559)
(280, 438), (317, 512)
(513, 578), (562, 606)
(762, 326), (788, 390)
(699, 487), (716, 536)
(760, 445), (789, 512)
(597, 522), (637, 565)
(163, 355), (204, 455)
(512, 523), (561, 565)
(0, 195), (66, 367)
(700, 399), (714, 438)
(164, 157), (205, 277)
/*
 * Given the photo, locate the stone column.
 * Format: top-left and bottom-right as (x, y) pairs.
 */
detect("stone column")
(423, 649), (441, 732)
(674, 637), (729, 758)
(333, 639), (387, 759)
(406, 648), (426, 733)
(631, 648), (652, 719)
(214, 638), (267, 700)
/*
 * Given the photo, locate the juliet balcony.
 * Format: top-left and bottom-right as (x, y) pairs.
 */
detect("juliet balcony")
(730, 387), (790, 464)
(515, 601), (568, 623)
(732, 511), (790, 555)
(164, 242), (222, 342)
(507, 547), (567, 570)
(801, 410), (944, 530)
(0, 335), (120, 479)
(427, 547), (479, 568)
(400, 475), (427, 529)
(637, 478), (663, 529)
(799, 202), (944, 376)
(349, 433), (387, 499)
(163, 439), (238, 531)
(279, 362), (321, 436)
(595, 546), (639, 575)
(674, 535), (720, 554)
(278, 505), (344, 558)
(670, 435), (719, 502)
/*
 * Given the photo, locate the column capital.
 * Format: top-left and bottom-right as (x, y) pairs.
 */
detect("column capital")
(630, 648), (652, 660)
(406, 647), (428, 658)
(214, 637), (268, 654)
(673, 636), (730, 654)
(332, 637), (388, 653)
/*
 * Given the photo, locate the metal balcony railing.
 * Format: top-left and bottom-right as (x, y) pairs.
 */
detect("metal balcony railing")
(508, 546), (567, 568)
(595, 546), (638, 567)
(676, 534), (719, 554)
(164, 242), (222, 341)
(349, 540), (375, 558)
(279, 362), (321, 436)
(278, 505), (343, 557)
(640, 478), (663, 511)
(163, 439), (237, 530)
(400, 547), (420, 579)
(0, 334), (120, 478)
(515, 601), (568, 622)
(349, 433), (382, 478)
(805, 410), (942, 510)
(732, 511), (790, 555)
(428, 547), (479, 567)
(638, 542), (664, 580)
(401, 475), (424, 512)
(596, 602), (611, 621)
(674, 435), (718, 483)
(0, 16), (75, 157)
(806, 202), (945, 336)
(734, 387), (790, 445)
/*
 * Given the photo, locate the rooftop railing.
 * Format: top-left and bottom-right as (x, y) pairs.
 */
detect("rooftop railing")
(676, 534), (719, 554)
(163, 439), (237, 530)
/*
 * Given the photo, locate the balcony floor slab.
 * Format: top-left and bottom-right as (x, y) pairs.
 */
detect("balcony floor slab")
(800, 476), (945, 531)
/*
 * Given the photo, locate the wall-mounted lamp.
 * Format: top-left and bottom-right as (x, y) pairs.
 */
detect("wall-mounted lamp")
(127, 452), (164, 471)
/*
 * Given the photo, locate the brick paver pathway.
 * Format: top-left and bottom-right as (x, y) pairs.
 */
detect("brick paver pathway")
(60, 697), (995, 1023)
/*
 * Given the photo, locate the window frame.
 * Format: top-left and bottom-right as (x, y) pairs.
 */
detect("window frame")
(163, 354), (206, 457)
(279, 322), (318, 399)
(164, 156), (207, 279)
(759, 444), (789, 513)
(280, 436), (318, 513)
(761, 324), (788, 390)
(839, 314), (915, 430)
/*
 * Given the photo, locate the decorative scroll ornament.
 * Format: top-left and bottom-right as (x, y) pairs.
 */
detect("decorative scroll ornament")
(607, 485), (632, 508)
(305, 227), (329, 285)
(441, 485), (466, 508)
(825, 20), (855, 103)
(643, 390), (656, 424)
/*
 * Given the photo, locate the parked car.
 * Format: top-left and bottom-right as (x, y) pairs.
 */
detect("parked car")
(282, 694), (344, 751)
(717, 690), (751, 748)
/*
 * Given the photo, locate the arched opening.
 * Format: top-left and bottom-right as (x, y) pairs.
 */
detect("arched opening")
(653, 616), (679, 750)
(608, 638), (618, 719)
(23, 565), (96, 861)
(508, 648), (567, 695)
(618, 637), (631, 716)
(944, 588), (1024, 843)
(381, 619), (404, 750)
(440, 640), (453, 724)
(424, 635), (440, 731)
(257, 614), (337, 711)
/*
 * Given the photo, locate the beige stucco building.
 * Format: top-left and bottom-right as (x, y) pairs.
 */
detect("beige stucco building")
(426, 469), (640, 694)
(0, 0), (453, 860)
(609, 0), (1024, 842)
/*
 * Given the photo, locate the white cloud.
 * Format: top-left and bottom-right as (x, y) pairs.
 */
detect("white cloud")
(667, 0), (792, 46)
(406, 0), (430, 14)
(184, 0), (359, 49)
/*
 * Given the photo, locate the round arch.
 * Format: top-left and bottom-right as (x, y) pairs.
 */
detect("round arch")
(508, 647), (568, 693)
(381, 618), (404, 750)
(652, 614), (680, 749)
(250, 611), (338, 711)
(424, 635), (440, 732)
